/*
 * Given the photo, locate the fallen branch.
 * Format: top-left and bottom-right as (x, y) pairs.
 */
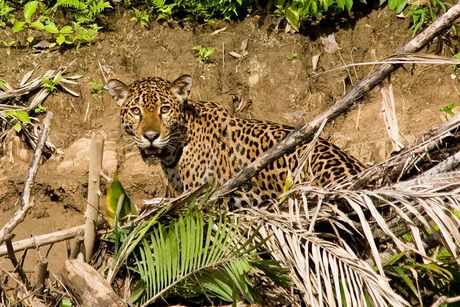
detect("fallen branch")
(0, 220), (106, 257)
(214, 2), (460, 197)
(0, 112), (53, 245)
(355, 113), (460, 187)
(61, 259), (125, 307)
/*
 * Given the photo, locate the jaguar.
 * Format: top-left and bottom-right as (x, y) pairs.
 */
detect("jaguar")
(107, 74), (365, 206)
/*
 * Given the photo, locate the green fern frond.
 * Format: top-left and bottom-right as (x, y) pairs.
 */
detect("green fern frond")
(54, 0), (85, 10)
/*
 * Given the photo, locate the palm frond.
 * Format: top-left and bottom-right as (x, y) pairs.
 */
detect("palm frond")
(108, 193), (291, 306)
(233, 206), (409, 306)
(228, 170), (460, 305)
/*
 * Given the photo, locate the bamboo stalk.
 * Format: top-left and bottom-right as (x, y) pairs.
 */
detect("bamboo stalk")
(0, 112), (53, 245)
(83, 133), (104, 262)
(214, 1), (460, 197)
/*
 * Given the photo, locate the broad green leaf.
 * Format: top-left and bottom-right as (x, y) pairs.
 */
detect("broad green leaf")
(30, 20), (44, 30)
(27, 36), (34, 43)
(56, 34), (65, 45)
(44, 22), (59, 33)
(49, 42), (57, 48)
(345, 0), (353, 11)
(64, 35), (73, 44)
(335, 0), (346, 9)
(105, 174), (137, 228)
(13, 123), (22, 132)
(13, 21), (25, 32)
(60, 25), (73, 34)
(394, 0), (407, 13)
(59, 298), (72, 307)
(24, 1), (38, 23)
(4, 110), (16, 117)
(16, 111), (31, 123)
(285, 5), (300, 32)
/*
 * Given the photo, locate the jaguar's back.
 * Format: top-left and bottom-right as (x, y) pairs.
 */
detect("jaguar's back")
(107, 75), (365, 206)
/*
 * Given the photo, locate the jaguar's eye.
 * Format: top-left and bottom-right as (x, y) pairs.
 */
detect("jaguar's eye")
(131, 107), (141, 116)
(160, 105), (171, 115)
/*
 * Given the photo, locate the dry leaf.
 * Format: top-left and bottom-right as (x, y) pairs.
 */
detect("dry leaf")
(320, 33), (341, 54)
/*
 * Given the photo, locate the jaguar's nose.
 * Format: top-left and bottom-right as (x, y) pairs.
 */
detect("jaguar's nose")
(143, 131), (159, 142)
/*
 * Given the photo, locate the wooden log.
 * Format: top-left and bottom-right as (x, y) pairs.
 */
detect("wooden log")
(60, 259), (125, 307)
(84, 133), (104, 262)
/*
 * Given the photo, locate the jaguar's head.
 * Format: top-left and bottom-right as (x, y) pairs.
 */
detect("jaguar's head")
(107, 75), (192, 164)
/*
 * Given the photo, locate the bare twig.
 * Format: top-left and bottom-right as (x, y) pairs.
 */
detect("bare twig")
(0, 112), (53, 245)
(5, 234), (28, 285)
(431, 294), (460, 307)
(215, 2), (460, 197)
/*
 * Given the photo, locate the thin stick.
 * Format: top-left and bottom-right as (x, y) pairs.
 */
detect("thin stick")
(35, 260), (48, 296)
(431, 294), (460, 307)
(215, 2), (460, 197)
(5, 234), (28, 285)
(83, 133), (104, 262)
(0, 112), (53, 245)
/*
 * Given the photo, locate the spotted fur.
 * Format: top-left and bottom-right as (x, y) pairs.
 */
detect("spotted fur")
(107, 75), (365, 206)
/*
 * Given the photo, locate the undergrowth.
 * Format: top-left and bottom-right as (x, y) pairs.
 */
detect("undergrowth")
(0, 0), (455, 55)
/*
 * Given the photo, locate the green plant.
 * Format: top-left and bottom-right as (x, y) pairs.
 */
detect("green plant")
(72, 22), (101, 49)
(52, 0), (112, 24)
(4, 110), (31, 132)
(89, 79), (104, 100)
(131, 8), (149, 28)
(59, 298), (72, 307)
(11, 1), (75, 47)
(41, 76), (63, 94)
(105, 183), (290, 306)
(406, 0), (451, 36)
(2, 40), (15, 55)
(192, 45), (216, 62)
(148, 0), (175, 20)
(440, 102), (458, 118)
(0, 80), (5, 91)
(0, 0), (15, 27)
(287, 52), (298, 59)
(34, 104), (46, 113)
(8, 0), (104, 49)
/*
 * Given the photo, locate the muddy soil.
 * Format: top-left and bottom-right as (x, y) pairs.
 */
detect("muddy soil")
(0, 4), (459, 278)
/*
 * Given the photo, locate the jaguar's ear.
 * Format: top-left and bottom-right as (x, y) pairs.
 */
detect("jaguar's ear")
(171, 75), (193, 101)
(106, 79), (129, 106)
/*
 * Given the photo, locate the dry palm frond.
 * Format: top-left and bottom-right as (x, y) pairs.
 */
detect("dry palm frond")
(314, 54), (460, 76)
(0, 62), (79, 156)
(231, 206), (409, 306)
(227, 169), (460, 306)
(354, 113), (460, 187)
(381, 82), (404, 152)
